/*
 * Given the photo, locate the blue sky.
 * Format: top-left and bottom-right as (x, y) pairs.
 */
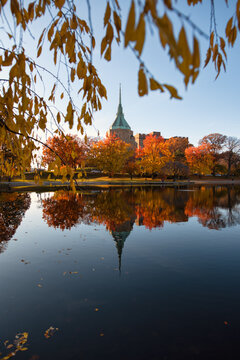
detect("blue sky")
(81, 1), (240, 146)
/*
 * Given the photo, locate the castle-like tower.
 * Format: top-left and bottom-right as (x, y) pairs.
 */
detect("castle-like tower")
(107, 85), (137, 148)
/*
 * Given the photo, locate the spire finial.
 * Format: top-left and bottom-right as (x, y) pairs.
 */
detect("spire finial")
(119, 83), (121, 105)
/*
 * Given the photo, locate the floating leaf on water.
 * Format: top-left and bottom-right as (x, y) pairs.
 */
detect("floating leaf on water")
(1, 332), (29, 359)
(44, 327), (59, 339)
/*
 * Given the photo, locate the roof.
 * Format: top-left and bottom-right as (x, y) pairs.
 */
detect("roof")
(110, 85), (131, 130)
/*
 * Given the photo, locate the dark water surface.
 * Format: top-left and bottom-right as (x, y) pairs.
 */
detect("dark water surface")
(1, 186), (240, 360)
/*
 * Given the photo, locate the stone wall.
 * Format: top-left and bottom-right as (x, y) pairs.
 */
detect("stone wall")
(135, 131), (162, 148)
(107, 128), (137, 149)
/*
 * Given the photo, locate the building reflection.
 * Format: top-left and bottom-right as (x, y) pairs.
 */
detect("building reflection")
(0, 193), (31, 253)
(110, 218), (136, 272)
(41, 186), (240, 270)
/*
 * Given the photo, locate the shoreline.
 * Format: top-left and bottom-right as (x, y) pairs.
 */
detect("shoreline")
(0, 179), (240, 192)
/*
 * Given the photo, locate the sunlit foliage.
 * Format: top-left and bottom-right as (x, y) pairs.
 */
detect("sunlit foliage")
(185, 143), (214, 175)
(42, 134), (88, 170)
(137, 134), (171, 177)
(90, 134), (133, 177)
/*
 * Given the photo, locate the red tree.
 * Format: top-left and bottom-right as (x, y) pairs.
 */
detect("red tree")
(42, 134), (87, 170)
(185, 143), (214, 175)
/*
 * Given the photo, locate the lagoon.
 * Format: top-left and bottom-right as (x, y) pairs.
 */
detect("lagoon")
(0, 186), (240, 359)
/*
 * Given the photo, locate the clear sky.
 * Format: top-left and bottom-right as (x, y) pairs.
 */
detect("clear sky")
(80, 1), (240, 146)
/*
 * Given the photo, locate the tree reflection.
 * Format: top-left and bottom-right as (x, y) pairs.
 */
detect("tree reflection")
(42, 187), (240, 267)
(0, 193), (31, 253)
(135, 188), (188, 229)
(42, 191), (92, 230)
(185, 186), (240, 230)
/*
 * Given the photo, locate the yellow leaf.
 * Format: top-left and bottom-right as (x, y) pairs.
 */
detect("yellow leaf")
(210, 31), (214, 48)
(55, 0), (65, 10)
(113, 10), (121, 33)
(138, 67), (148, 97)
(192, 36), (200, 68)
(106, 23), (114, 43)
(104, 2), (111, 27)
(70, 15), (77, 30)
(104, 45), (111, 61)
(134, 13), (145, 55)
(70, 67), (75, 82)
(28, 2), (34, 21)
(204, 47), (211, 68)
(37, 46), (42, 58)
(125, 0), (135, 47)
(48, 23), (55, 41)
(149, 78), (164, 92)
(225, 17), (233, 37)
(163, 84), (182, 100)
(220, 37), (227, 59)
(57, 112), (61, 123)
(212, 43), (218, 62)
(91, 36), (95, 49)
(38, 29), (45, 47)
(178, 26), (190, 58)
(101, 37), (107, 56)
(77, 61), (86, 79)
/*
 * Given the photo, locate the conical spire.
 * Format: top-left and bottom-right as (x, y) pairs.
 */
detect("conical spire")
(119, 83), (122, 105)
(111, 230), (130, 273)
(110, 85), (131, 130)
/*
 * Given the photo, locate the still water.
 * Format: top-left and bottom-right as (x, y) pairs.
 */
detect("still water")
(0, 186), (240, 360)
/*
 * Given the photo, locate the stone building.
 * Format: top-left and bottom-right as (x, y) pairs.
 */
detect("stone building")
(135, 131), (162, 148)
(106, 86), (137, 149)
(107, 86), (188, 149)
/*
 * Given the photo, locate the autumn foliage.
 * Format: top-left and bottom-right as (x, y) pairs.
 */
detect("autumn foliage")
(90, 134), (133, 177)
(185, 143), (214, 175)
(137, 134), (171, 177)
(42, 134), (87, 170)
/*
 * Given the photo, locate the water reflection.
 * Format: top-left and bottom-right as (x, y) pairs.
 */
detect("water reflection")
(41, 186), (240, 233)
(0, 192), (31, 252)
(42, 191), (92, 230)
(2, 187), (240, 257)
(40, 187), (240, 267)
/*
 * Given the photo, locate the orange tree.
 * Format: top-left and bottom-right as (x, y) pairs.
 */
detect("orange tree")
(164, 137), (189, 178)
(90, 134), (132, 177)
(185, 143), (214, 176)
(0, 0), (239, 178)
(42, 134), (87, 171)
(199, 133), (227, 175)
(137, 134), (171, 178)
